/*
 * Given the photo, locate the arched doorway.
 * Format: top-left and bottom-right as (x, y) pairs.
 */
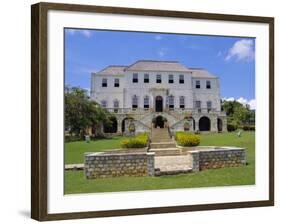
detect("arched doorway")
(155, 96), (163, 112)
(199, 116), (211, 131)
(103, 116), (118, 133)
(154, 115), (165, 128)
(217, 118), (223, 132)
(121, 117), (132, 133)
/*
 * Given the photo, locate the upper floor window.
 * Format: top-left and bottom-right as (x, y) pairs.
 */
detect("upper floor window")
(179, 96), (185, 109)
(113, 100), (119, 108)
(132, 95), (138, 109)
(196, 80), (200, 89)
(195, 100), (201, 108)
(114, 78), (119, 87)
(179, 74), (184, 84)
(144, 96), (149, 109)
(207, 101), (212, 112)
(144, 73), (149, 83)
(102, 78), (107, 87)
(113, 100), (119, 113)
(101, 100), (107, 108)
(206, 80), (211, 89)
(168, 95), (174, 109)
(156, 74), (162, 83)
(133, 73), (138, 83)
(168, 74), (174, 84)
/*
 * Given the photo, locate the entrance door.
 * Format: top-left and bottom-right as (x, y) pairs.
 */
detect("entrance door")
(155, 96), (163, 112)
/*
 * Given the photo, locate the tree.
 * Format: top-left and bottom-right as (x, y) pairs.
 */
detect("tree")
(222, 100), (255, 127)
(65, 86), (111, 137)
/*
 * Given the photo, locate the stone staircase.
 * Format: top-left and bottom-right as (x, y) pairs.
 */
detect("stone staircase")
(149, 127), (180, 157)
(149, 127), (193, 175)
(139, 112), (179, 127)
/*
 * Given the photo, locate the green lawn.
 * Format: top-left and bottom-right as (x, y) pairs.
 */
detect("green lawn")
(65, 131), (255, 194)
(65, 136), (127, 164)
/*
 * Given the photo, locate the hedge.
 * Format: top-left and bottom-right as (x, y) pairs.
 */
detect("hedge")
(227, 123), (238, 132)
(175, 132), (200, 147)
(242, 125), (255, 131)
(121, 133), (149, 148)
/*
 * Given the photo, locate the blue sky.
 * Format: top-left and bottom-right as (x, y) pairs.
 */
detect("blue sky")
(65, 28), (256, 109)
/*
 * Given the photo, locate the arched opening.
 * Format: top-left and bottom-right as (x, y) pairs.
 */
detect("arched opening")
(155, 96), (163, 112)
(217, 118), (223, 132)
(103, 116), (118, 133)
(199, 116), (211, 131)
(121, 117), (133, 133)
(154, 115), (165, 128)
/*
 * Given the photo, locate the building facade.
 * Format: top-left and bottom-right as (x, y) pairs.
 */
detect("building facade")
(91, 60), (227, 135)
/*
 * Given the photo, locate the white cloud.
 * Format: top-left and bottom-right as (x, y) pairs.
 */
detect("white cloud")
(155, 35), (163, 40)
(66, 29), (92, 38)
(157, 47), (168, 57)
(222, 97), (256, 110)
(225, 39), (255, 62)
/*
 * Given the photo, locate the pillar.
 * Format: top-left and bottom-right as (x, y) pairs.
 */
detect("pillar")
(117, 118), (122, 135)
(210, 116), (217, 132)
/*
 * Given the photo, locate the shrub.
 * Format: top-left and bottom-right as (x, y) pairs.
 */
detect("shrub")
(65, 135), (83, 143)
(227, 123), (238, 132)
(242, 125), (255, 131)
(121, 133), (149, 148)
(175, 132), (200, 147)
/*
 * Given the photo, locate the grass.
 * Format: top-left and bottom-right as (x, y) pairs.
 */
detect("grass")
(65, 136), (127, 164)
(64, 131), (255, 194)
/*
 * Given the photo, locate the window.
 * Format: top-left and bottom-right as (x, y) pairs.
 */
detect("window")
(113, 100), (119, 108)
(168, 95), (174, 109)
(196, 80), (200, 89)
(207, 101), (212, 112)
(168, 74), (174, 84)
(101, 100), (107, 108)
(144, 73), (149, 83)
(179, 96), (185, 109)
(144, 96), (149, 109)
(114, 78), (119, 87)
(156, 74), (162, 83)
(133, 73), (138, 83)
(102, 78), (107, 87)
(179, 74), (184, 84)
(195, 100), (201, 112)
(113, 100), (119, 113)
(206, 80), (211, 89)
(132, 95), (138, 109)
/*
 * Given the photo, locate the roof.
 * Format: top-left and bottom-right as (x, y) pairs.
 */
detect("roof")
(97, 65), (127, 75)
(189, 68), (217, 78)
(95, 60), (217, 78)
(126, 60), (190, 72)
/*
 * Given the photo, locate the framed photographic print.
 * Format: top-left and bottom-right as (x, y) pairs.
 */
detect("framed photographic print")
(31, 2), (274, 221)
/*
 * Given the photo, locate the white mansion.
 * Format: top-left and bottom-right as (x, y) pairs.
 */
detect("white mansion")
(91, 60), (227, 135)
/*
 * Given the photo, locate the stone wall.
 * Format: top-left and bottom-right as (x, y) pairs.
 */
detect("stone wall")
(85, 152), (155, 179)
(189, 147), (246, 171)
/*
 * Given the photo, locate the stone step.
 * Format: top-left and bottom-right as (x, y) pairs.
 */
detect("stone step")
(154, 168), (192, 176)
(151, 136), (170, 139)
(154, 154), (193, 176)
(150, 142), (176, 149)
(150, 139), (171, 144)
(150, 148), (181, 156)
(151, 137), (171, 141)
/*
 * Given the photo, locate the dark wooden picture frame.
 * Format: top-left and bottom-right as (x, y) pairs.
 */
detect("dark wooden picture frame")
(31, 2), (274, 221)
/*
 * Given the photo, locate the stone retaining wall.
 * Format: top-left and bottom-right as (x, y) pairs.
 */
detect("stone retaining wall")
(85, 152), (155, 179)
(190, 147), (246, 171)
